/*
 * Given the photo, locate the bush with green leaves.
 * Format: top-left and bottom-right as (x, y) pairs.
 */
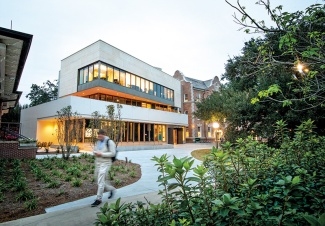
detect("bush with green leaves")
(95, 120), (325, 225)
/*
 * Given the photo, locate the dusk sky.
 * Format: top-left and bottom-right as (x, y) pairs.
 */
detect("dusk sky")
(0, 0), (317, 105)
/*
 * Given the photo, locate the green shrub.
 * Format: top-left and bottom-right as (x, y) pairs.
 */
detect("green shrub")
(95, 120), (325, 225)
(114, 178), (121, 186)
(24, 198), (38, 210)
(129, 171), (136, 178)
(66, 167), (82, 177)
(64, 175), (73, 182)
(0, 192), (4, 202)
(15, 190), (35, 201)
(47, 180), (61, 188)
(71, 178), (82, 187)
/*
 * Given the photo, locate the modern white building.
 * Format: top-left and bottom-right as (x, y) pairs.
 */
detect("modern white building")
(21, 40), (188, 150)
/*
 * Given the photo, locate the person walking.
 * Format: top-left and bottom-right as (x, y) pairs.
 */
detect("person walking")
(91, 129), (116, 207)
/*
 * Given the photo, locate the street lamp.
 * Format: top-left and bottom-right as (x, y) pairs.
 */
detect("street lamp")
(213, 122), (220, 149)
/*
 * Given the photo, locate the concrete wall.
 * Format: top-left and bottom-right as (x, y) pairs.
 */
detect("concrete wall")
(59, 40), (182, 108)
(20, 96), (188, 140)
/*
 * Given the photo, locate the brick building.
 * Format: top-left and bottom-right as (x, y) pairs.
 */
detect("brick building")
(173, 70), (221, 143)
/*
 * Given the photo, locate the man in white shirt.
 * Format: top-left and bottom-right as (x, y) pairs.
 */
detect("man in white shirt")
(91, 129), (116, 207)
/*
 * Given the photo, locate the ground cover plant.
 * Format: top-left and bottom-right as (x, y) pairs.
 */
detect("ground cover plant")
(0, 154), (141, 223)
(95, 120), (325, 225)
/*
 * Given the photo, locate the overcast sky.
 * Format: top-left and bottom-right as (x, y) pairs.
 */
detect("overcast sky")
(0, 0), (318, 105)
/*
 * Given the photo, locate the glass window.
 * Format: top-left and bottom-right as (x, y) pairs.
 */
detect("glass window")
(184, 94), (188, 101)
(114, 68), (119, 84)
(140, 78), (145, 92)
(106, 95), (113, 102)
(88, 65), (94, 82)
(171, 90), (174, 101)
(198, 127), (201, 137)
(156, 85), (161, 97)
(83, 67), (88, 83)
(161, 86), (165, 99)
(136, 76), (140, 91)
(149, 82), (154, 95)
(154, 83), (157, 96)
(145, 80), (149, 93)
(100, 94), (106, 101)
(120, 70), (126, 86)
(79, 69), (84, 85)
(164, 87), (168, 99)
(128, 122), (133, 142)
(167, 89), (170, 100)
(94, 63), (99, 79)
(126, 73), (131, 88)
(131, 74), (136, 89)
(100, 64), (107, 80)
(107, 66), (113, 82)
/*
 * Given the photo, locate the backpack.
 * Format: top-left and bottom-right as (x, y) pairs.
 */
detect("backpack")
(106, 139), (117, 162)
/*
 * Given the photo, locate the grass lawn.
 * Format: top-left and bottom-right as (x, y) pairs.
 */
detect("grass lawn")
(191, 149), (211, 161)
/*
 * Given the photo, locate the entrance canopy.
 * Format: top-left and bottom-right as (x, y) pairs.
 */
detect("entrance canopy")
(0, 27), (32, 116)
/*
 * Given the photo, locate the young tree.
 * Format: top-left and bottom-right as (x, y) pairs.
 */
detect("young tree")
(89, 111), (104, 147)
(26, 80), (58, 107)
(89, 104), (124, 148)
(56, 105), (82, 160)
(104, 104), (124, 147)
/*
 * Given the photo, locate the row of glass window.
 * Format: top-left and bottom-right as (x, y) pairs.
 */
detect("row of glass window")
(87, 93), (178, 113)
(78, 61), (174, 101)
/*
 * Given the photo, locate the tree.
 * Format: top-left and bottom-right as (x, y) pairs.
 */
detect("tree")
(89, 104), (124, 147)
(225, 1), (325, 111)
(26, 80), (58, 107)
(56, 105), (83, 160)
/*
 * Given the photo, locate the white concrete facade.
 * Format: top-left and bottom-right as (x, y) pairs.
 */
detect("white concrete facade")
(21, 41), (188, 147)
(59, 40), (182, 108)
(21, 96), (187, 142)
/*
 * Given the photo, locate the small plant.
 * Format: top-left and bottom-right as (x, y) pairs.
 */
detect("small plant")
(71, 178), (82, 187)
(47, 180), (61, 188)
(82, 175), (88, 180)
(64, 175), (72, 182)
(0, 192), (4, 202)
(15, 190), (35, 201)
(24, 198), (38, 210)
(129, 171), (136, 178)
(114, 178), (121, 186)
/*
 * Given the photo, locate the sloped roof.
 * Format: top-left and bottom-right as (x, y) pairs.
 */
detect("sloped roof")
(184, 76), (212, 90)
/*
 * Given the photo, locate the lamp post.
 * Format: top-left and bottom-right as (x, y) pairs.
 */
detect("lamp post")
(212, 122), (220, 149)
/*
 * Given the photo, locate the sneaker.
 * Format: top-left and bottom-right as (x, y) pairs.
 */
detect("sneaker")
(91, 199), (102, 207)
(108, 190), (115, 199)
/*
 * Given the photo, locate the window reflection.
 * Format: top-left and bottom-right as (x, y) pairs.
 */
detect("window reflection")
(83, 67), (88, 83)
(89, 65), (94, 82)
(120, 70), (126, 86)
(107, 66), (113, 83)
(94, 63), (99, 79)
(100, 64), (107, 80)
(114, 68), (119, 84)
(126, 73), (131, 88)
(79, 69), (83, 85)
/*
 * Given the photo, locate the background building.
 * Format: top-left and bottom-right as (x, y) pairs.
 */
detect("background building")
(21, 40), (188, 150)
(173, 70), (221, 143)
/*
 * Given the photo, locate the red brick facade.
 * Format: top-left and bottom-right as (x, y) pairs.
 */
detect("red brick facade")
(174, 70), (221, 143)
(0, 142), (37, 159)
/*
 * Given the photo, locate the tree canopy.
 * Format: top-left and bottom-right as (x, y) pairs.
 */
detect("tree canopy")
(195, 1), (325, 142)
(26, 80), (58, 107)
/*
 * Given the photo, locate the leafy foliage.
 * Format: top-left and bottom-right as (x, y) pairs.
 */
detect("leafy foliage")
(26, 80), (58, 107)
(95, 120), (325, 225)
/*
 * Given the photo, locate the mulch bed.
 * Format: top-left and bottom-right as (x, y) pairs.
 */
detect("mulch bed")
(0, 157), (141, 223)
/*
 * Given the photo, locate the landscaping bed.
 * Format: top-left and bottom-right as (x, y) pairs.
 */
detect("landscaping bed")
(0, 154), (141, 223)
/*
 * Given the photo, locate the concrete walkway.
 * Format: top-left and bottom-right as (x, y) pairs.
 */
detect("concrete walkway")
(1, 143), (213, 226)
